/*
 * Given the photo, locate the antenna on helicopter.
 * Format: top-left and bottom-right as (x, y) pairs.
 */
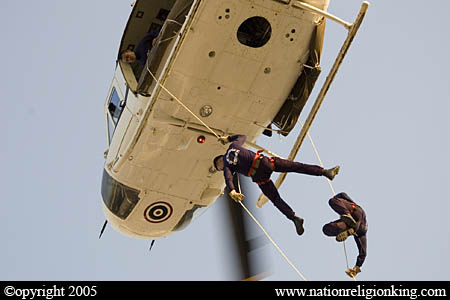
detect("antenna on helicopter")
(99, 220), (108, 239)
(149, 240), (155, 252)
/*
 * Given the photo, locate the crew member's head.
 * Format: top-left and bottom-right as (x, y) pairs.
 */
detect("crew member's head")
(213, 155), (224, 171)
(121, 50), (137, 63)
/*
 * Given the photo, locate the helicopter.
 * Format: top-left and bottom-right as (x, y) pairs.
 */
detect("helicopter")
(100, 0), (368, 249)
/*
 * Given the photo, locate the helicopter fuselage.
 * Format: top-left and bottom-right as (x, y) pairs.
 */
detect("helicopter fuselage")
(101, 0), (329, 239)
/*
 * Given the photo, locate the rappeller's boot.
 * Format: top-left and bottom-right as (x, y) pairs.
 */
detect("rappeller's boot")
(293, 216), (305, 236)
(336, 228), (356, 242)
(323, 166), (340, 181)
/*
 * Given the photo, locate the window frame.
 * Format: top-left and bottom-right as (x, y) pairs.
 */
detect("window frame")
(105, 79), (129, 146)
(101, 169), (141, 220)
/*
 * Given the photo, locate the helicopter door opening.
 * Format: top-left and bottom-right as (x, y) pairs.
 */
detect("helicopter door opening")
(117, 0), (179, 94)
(136, 0), (195, 95)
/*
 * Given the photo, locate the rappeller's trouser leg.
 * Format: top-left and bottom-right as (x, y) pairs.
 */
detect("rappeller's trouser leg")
(322, 219), (347, 237)
(258, 180), (296, 221)
(273, 157), (324, 176)
(253, 156), (316, 221)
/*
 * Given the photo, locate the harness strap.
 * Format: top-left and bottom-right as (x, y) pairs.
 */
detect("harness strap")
(248, 150), (264, 177)
(268, 157), (276, 170)
(256, 179), (272, 186)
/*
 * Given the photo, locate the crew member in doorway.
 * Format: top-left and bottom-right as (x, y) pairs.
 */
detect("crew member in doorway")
(213, 134), (340, 236)
(120, 30), (159, 66)
(322, 192), (368, 278)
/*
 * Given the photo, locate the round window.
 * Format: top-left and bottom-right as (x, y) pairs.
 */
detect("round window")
(237, 16), (272, 48)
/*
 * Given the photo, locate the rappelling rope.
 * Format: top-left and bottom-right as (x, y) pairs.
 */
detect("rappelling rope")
(302, 122), (336, 196)
(236, 175), (308, 281)
(146, 66), (307, 280)
(298, 121), (355, 281)
(146, 65), (220, 139)
(253, 122), (288, 135)
(239, 201), (308, 281)
(343, 239), (350, 270)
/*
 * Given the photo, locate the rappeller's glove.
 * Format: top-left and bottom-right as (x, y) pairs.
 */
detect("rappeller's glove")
(229, 190), (245, 202)
(218, 135), (230, 145)
(345, 266), (361, 278)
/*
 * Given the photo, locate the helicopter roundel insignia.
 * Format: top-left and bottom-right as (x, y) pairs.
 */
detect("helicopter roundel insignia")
(144, 202), (173, 223)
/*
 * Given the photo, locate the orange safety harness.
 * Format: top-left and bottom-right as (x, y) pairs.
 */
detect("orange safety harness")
(247, 150), (264, 177)
(248, 150), (276, 185)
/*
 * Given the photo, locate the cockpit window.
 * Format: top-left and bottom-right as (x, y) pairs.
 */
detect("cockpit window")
(101, 169), (140, 220)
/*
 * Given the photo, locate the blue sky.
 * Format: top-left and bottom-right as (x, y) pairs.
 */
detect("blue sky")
(2, 0), (450, 280)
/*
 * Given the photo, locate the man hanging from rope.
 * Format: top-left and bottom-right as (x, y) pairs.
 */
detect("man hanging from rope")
(322, 192), (368, 278)
(213, 134), (340, 236)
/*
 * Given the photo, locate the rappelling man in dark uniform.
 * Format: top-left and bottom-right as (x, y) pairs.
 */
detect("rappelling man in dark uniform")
(213, 134), (340, 236)
(322, 192), (368, 278)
